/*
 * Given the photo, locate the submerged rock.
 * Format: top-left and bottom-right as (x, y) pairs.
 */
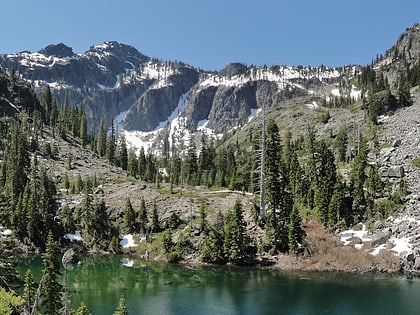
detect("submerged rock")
(62, 248), (79, 269)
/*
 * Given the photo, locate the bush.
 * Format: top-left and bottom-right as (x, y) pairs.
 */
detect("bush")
(412, 158), (420, 168)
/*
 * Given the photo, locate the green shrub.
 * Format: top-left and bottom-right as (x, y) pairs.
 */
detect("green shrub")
(412, 158), (420, 168)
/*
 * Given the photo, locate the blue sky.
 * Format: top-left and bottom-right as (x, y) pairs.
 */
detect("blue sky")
(1, 0), (418, 70)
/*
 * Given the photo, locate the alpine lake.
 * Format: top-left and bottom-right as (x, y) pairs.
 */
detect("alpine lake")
(17, 255), (420, 315)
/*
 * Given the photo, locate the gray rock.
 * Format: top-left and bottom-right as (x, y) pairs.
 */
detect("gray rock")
(387, 165), (404, 178)
(371, 230), (392, 246)
(392, 139), (402, 147)
(62, 248), (79, 269)
(374, 221), (385, 230)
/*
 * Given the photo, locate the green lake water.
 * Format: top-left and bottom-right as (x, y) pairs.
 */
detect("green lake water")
(17, 255), (420, 315)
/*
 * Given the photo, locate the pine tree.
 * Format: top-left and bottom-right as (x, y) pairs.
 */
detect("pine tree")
(97, 118), (107, 157)
(123, 198), (136, 233)
(328, 181), (345, 228)
(127, 149), (138, 177)
(41, 85), (53, 124)
(0, 251), (21, 291)
(113, 295), (128, 315)
(107, 118), (116, 164)
(288, 204), (304, 253)
(138, 147), (147, 180)
(151, 200), (160, 233)
(23, 269), (36, 314)
(118, 135), (128, 171)
(223, 200), (251, 264)
(139, 198), (148, 234)
(335, 125), (348, 162)
(350, 139), (368, 220)
(80, 112), (88, 147)
(75, 301), (92, 315)
(41, 232), (63, 315)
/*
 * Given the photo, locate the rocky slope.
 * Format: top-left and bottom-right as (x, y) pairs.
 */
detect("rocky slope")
(377, 90), (420, 268)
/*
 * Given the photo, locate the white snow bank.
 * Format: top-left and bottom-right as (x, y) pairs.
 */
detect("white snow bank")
(341, 224), (413, 257)
(370, 244), (387, 256)
(390, 237), (412, 255)
(120, 234), (137, 248)
(340, 224), (371, 246)
(305, 101), (318, 109)
(1, 229), (12, 236)
(64, 230), (82, 242)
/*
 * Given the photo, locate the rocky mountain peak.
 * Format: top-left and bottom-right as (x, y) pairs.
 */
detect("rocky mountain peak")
(39, 43), (74, 58)
(220, 63), (248, 78)
(86, 41), (149, 65)
(385, 23), (420, 66)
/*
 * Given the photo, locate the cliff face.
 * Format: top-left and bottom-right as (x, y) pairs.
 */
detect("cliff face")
(0, 42), (343, 135)
(0, 71), (44, 119)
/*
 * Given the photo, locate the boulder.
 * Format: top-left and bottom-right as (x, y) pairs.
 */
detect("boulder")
(62, 248), (79, 269)
(392, 139), (402, 147)
(374, 221), (385, 230)
(371, 230), (392, 246)
(387, 165), (404, 178)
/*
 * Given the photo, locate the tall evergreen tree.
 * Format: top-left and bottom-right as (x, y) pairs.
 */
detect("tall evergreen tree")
(118, 135), (128, 171)
(97, 118), (107, 157)
(23, 269), (36, 314)
(288, 204), (304, 253)
(151, 199), (160, 233)
(41, 232), (63, 315)
(107, 118), (116, 164)
(223, 200), (251, 264)
(139, 198), (148, 234)
(123, 198), (136, 234)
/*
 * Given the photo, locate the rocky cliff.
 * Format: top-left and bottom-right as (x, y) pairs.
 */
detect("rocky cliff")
(0, 41), (344, 138)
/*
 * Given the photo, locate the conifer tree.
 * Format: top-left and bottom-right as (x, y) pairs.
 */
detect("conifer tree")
(123, 197), (136, 233)
(288, 204), (304, 253)
(23, 269), (36, 314)
(75, 301), (92, 315)
(223, 200), (251, 264)
(97, 118), (107, 157)
(350, 139), (368, 220)
(127, 149), (138, 177)
(139, 198), (148, 234)
(80, 112), (88, 147)
(107, 118), (116, 164)
(118, 135), (128, 171)
(41, 85), (53, 124)
(151, 200), (160, 233)
(41, 232), (63, 315)
(113, 295), (128, 315)
(185, 137), (198, 185)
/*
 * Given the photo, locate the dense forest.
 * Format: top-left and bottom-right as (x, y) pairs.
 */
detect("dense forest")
(0, 46), (418, 314)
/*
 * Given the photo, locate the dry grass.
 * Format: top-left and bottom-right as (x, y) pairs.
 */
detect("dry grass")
(275, 221), (400, 273)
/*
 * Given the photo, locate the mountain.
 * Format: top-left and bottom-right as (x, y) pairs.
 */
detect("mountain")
(0, 40), (348, 149)
(0, 24), (419, 152)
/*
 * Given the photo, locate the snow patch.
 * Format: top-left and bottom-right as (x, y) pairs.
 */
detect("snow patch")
(120, 234), (137, 248)
(64, 230), (82, 242)
(248, 108), (261, 122)
(390, 237), (412, 255)
(340, 224), (371, 246)
(305, 101), (319, 109)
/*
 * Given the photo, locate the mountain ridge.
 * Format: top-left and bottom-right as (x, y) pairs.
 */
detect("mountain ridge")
(0, 23), (418, 152)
